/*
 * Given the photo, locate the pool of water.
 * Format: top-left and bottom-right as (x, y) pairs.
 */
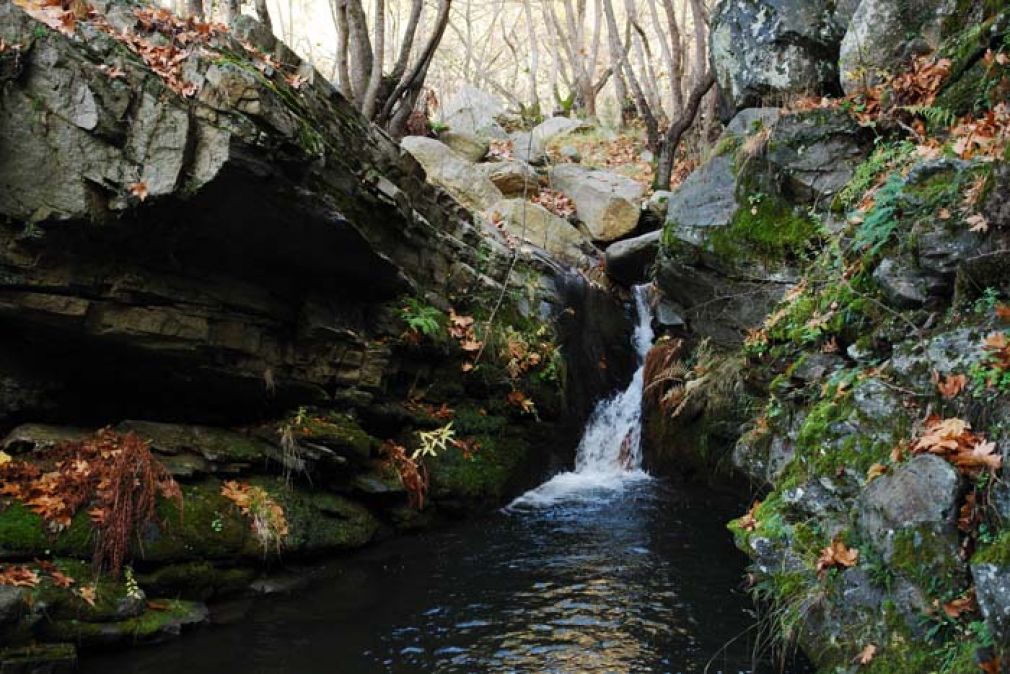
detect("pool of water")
(81, 478), (799, 674)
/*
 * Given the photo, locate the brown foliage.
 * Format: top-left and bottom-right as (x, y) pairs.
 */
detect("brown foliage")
(0, 429), (181, 576)
(382, 440), (428, 510)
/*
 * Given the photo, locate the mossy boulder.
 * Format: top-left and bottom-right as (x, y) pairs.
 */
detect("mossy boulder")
(39, 599), (208, 649)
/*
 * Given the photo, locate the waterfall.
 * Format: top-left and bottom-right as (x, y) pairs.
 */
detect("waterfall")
(508, 285), (655, 509)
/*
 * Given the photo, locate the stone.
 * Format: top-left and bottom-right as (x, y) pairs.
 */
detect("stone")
(478, 160), (540, 196)
(2, 425), (91, 454)
(655, 301), (686, 328)
(856, 454), (962, 573)
(400, 136), (503, 211)
(604, 230), (661, 285)
(0, 643), (76, 674)
(548, 165), (645, 242)
(664, 154), (738, 238)
(487, 199), (593, 265)
(710, 0), (849, 115)
(765, 109), (870, 203)
(0, 587), (24, 626)
(972, 563), (1010, 644)
(644, 190), (674, 222)
(839, 0), (949, 94)
(872, 257), (942, 309)
(437, 131), (489, 162)
(441, 84), (506, 137)
(981, 162), (1010, 230)
(509, 130), (546, 165)
(559, 145), (581, 163)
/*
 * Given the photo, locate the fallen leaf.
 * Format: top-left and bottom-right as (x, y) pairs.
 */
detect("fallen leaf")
(967, 213), (990, 233)
(856, 643), (877, 665)
(935, 372), (967, 399)
(866, 463), (887, 481)
(129, 181), (149, 201)
(942, 590), (976, 619)
(49, 570), (75, 588)
(0, 451), (10, 467)
(75, 584), (97, 607)
(816, 538), (859, 577)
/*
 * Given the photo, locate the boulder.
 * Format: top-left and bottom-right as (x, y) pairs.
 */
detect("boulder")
(710, 0), (849, 115)
(856, 454), (962, 575)
(547, 165), (645, 242)
(604, 230), (661, 285)
(510, 117), (586, 165)
(400, 136), (503, 211)
(559, 145), (582, 163)
(664, 154), (738, 239)
(487, 199), (592, 265)
(441, 84), (506, 137)
(765, 108), (871, 203)
(478, 160), (540, 196)
(437, 131), (489, 162)
(972, 563), (1010, 645)
(839, 0), (949, 94)
(872, 257), (943, 309)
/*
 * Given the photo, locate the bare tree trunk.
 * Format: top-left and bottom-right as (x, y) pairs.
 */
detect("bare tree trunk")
(389, 0), (423, 81)
(660, 0), (683, 115)
(602, 0), (632, 127)
(331, 0), (352, 98)
(378, 0), (452, 131)
(688, 0), (706, 87)
(345, 0), (373, 102)
(360, 0), (385, 120)
(655, 73), (714, 190)
(521, 0), (540, 112)
(223, 0), (239, 23)
(254, 0), (270, 31)
(187, 0), (204, 20)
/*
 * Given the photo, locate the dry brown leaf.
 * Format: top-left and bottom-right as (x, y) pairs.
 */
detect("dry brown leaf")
(129, 181), (149, 202)
(816, 538), (859, 577)
(856, 643), (877, 665)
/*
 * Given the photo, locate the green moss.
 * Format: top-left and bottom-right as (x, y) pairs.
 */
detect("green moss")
(293, 411), (376, 459)
(427, 433), (531, 504)
(0, 503), (93, 559)
(41, 599), (205, 645)
(973, 530), (1010, 566)
(708, 196), (818, 264)
(136, 562), (255, 601)
(713, 134), (741, 157)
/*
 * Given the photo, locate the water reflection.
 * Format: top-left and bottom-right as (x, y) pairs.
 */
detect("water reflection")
(81, 480), (787, 674)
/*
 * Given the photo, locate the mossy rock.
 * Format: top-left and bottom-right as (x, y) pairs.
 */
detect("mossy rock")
(0, 503), (93, 560)
(284, 411), (377, 461)
(39, 599), (208, 648)
(427, 432), (533, 505)
(0, 475), (378, 565)
(0, 643), (76, 673)
(135, 562), (256, 601)
(30, 559), (145, 623)
(117, 420), (281, 466)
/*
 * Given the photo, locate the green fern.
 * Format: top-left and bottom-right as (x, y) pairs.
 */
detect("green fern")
(399, 298), (445, 338)
(838, 141), (914, 209)
(901, 105), (956, 133)
(852, 173), (905, 256)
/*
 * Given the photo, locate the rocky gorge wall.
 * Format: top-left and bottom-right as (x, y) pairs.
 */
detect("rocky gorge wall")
(637, 0), (1010, 670)
(0, 1), (637, 665)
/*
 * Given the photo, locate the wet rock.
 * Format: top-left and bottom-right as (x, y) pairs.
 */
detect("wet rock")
(788, 353), (845, 386)
(0, 587), (25, 626)
(604, 230), (661, 286)
(655, 300), (686, 329)
(487, 199), (593, 265)
(856, 454), (962, 574)
(839, 0), (949, 94)
(710, 0), (849, 114)
(0, 643), (76, 674)
(972, 563), (1010, 645)
(400, 136), (503, 210)
(478, 160), (540, 197)
(41, 600), (209, 648)
(437, 131), (489, 162)
(547, 165), (645, 242)
(2, 425), (91, 454)
(981, 163), (1010, 230)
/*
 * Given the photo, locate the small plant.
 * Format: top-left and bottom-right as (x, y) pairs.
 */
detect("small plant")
(124, 566), (143, 601)
(973, 287), (1001, 315)
(414, 422), (455, 460)
(210, 512), (224, 533)
(851, 172), (904, 256)
(381, 441), (428, 510)
(221, 481), (289, 554)
(399, 297), (445, 340)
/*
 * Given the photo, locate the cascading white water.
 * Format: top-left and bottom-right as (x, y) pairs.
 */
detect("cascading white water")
(508, 284), (655, 508)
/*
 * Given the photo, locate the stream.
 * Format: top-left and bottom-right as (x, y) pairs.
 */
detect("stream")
(81, 287), (795, 673)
